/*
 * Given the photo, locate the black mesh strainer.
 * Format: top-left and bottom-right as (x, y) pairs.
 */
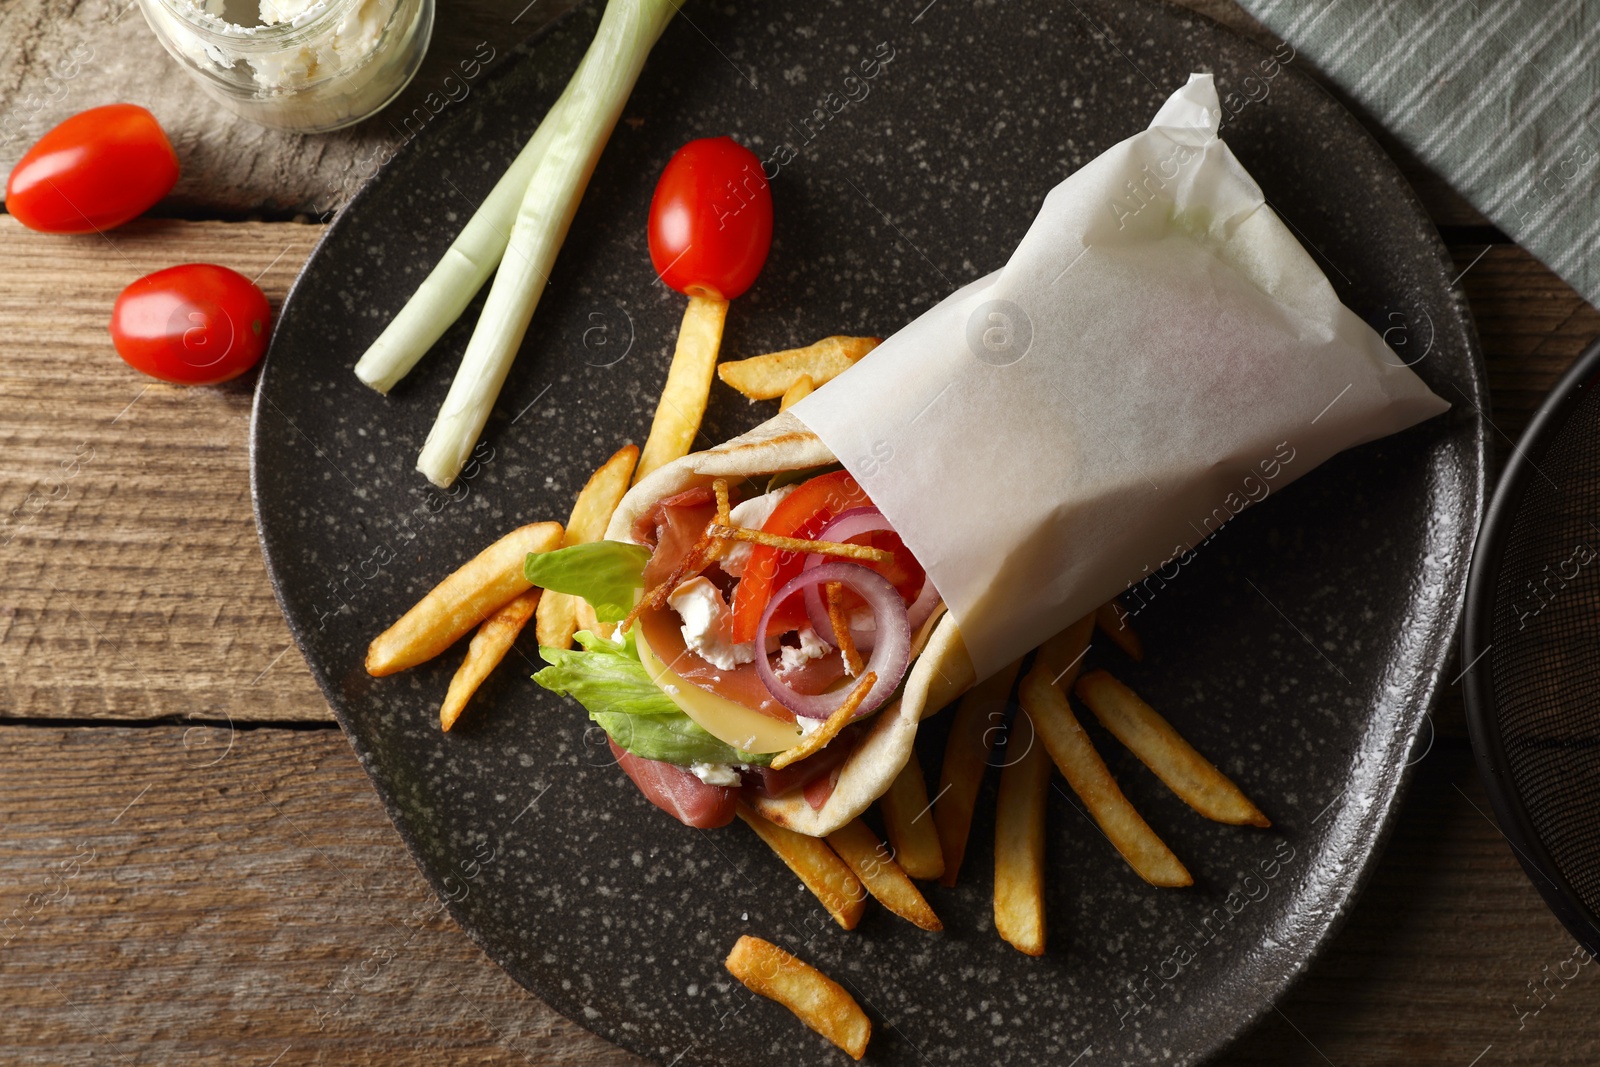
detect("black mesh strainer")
(1465, 336), (1600, 955)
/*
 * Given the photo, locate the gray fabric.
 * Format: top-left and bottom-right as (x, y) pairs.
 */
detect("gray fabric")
(1237, 0), (1600, 306)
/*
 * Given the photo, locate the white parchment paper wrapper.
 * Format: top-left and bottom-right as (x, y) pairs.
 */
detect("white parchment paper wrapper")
(788, 73), (1449, 680)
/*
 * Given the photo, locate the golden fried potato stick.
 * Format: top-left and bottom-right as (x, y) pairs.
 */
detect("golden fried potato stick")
(707, 524), (892, 563)
(769, 673), (876, 771)
(1020, 663), (1192, 887)
(779, 373), (816, 411)
(878, 755), (944, 881)
(1037, 612), (1097, 682)
(717, 335), (881, 400)
(1095, 600), (1144, 661)
(536, 444), (640, 650)
(736, 803), (866, 930)
(934, 658), (1023, 887)
(826, 818), (942, 932)
(366, 521), (564, 676)
(440, 589), (540, 731)
(1074, 670), (1270, 827)
(725, 936), (871, 1060)
(824, 582), (865, 676)
(634, 294), (727, 484)
(993, 705), (1050, 955)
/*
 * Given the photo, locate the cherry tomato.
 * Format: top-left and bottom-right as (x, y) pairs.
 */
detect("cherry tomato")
(7, 104), (179, 234)
(110, 264), (271, 386)
(647, 136), (772, 301)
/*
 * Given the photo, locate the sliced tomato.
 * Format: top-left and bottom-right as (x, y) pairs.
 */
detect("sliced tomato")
(824, 529), (927, 620)
(730, 470), (871, 643)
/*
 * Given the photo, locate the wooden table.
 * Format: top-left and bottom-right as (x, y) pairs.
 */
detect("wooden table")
(4, 1), (1598, 1064)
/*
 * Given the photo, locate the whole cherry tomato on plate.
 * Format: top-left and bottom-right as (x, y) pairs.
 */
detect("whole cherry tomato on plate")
(6, 104), (179, 234)
(647, 136), (773, 300)
(110, 264), (271, 386)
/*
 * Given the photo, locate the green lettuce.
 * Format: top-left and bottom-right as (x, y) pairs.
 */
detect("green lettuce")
(534, 628), (772, 767)
(523, 540), (650, 622)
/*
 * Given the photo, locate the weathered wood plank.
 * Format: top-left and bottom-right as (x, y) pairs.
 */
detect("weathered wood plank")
(2, 220), (1590, 723)
(0, 726), (1591, 1064)
(1458, 242), (1600, 441)
(0, 217), (331, 721)
(0, 723), (637, 1065)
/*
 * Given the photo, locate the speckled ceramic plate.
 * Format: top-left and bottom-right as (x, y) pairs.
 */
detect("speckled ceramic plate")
(251, 2), (1487, 1063)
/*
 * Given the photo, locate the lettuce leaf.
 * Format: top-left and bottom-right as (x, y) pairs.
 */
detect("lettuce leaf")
(523, 541), (650, 622)
(534, 629), (772, 767)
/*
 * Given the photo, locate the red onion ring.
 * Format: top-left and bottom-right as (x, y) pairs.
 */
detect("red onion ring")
(755, 561), (911, 720)
(801, 507), (940, 648)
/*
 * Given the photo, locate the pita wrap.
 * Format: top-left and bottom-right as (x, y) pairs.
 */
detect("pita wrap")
(603, 74), (1447, 838)
(606, 411), (975, 836)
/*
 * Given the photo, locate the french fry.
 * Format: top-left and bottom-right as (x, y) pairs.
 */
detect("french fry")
(736, 803), (866, 930)
(536, 444), (640, 650)
(769, 673), (876, 771)
(725, 936), (871, 1060)
(366, 521), (564, 676)
(1020, 663), (1192, 887)
(878, 755), (944, 881)
(826, 818), (942, 932)
(717, 335), (881, 400)
(935, 659), (1023, 887)
(993, 706), (1050, 955)
(1095, 600), (1144, 661)
(1075, 670), (1270, 827)
(440, 589), (540, 731)
(779, 373), (815, 411)
(572, 597), (601, 636)
(1037, 612), (1096, 683)
(634, 294), (727, 484)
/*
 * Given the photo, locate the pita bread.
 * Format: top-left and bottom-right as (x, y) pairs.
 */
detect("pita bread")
(607, 412), (976, 836)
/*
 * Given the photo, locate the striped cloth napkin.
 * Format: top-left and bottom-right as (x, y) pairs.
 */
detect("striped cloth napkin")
(1235, 0), (1600, 306)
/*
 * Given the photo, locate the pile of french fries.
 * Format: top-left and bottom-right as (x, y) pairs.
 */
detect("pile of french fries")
(364, 330), (1271, 1060)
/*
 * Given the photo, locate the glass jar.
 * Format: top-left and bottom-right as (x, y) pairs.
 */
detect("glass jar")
(136, 0), (434, 133)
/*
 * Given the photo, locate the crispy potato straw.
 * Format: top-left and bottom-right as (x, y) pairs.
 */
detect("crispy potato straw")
(769, 672), (876, 770)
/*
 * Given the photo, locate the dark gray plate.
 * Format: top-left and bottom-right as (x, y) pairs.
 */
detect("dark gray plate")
(250, 1), (1487, 1063)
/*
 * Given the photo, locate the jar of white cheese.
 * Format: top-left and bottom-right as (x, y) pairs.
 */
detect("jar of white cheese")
(137, 0), (434, 133)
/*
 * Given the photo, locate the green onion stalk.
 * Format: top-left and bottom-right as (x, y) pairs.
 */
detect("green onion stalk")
(353, 0), (681, 487)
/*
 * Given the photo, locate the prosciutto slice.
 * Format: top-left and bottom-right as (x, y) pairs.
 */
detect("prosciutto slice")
(610, 741), (736, 829)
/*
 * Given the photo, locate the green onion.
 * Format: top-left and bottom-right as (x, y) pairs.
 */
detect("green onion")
(351, 101), (565, 394)
(352, 0), (680, 484)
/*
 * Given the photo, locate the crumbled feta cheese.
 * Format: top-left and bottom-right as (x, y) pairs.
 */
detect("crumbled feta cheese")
(720, 484), (797, 578)
(667, 576), (754, 670)
(662, 683), (679, 696)
(690, 762), (741, 787)
(779, 626), (831, 672)
(797, 715), (825, 736)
